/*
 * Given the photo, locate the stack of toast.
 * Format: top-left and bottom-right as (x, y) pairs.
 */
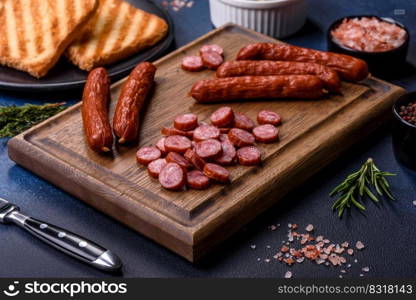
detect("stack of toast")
(0, 0), (168, 78)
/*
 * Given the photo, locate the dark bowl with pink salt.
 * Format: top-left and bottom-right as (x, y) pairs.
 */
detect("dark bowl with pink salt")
(327, 16), (409, 74)
(392, 92), (416, 170)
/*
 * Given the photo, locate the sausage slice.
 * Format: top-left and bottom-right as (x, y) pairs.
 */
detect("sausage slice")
(228, 128), (255, 147)
(215, 134), (236, 165)
(136, 146), (161, 165)
(193, 125), (220, 141)
(233, 112), (255, 131)
(187, 170), (210, 190)
(184, 149), (206, 170)
(181, 56), (204, 72)
(159, 163), (186, 190)
(257, 110), (281, 126)
(195, 139), (222, 159)
(203, 163), (230, 183)
(147, 158), (167, 178)
(164, 135), (192, 153)
(200, 50), (223, 70)
(210, 106), (235, 127)
(253, 124), (279, 143)
(237, 146), (262, 166)
(166, 152), (193, 170)
(174, 113), (198, 131)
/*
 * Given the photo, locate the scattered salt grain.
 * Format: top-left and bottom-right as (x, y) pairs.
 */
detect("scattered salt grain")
(284, 271), (293, 278)
(341, 269), (346, 273)
(362, 267), (370, 272)
(269, 225), (277, 231)
(266, 245), (271, 249)
(356, 241), (365, 250)
(305, 224), (314, 232)
(334, 244), (345, 254)
(264, 258), (270, 263)
(347, 264), (352, 268)
(354, 259), (358, 263)
(296, 257), (305, 263)
(257, 258), (261, 261)
(339, 275), (343, 278)
(413, 200), (416, 206)
(163, 0), (194, 12)
(250, 245), (256, 250)
(360, 274), (364, 277)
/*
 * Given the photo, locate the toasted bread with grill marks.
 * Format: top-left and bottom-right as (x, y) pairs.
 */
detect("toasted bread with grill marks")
(0, 0), (98, 78)
(66, 0), (168, 71)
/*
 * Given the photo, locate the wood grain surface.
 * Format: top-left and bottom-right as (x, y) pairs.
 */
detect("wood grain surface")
(8, 24), (406, 262)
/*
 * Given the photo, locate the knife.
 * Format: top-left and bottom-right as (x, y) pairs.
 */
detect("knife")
(0, 196), (122, 272)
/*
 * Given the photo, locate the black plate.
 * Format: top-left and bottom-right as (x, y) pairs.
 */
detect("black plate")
(0, 0), (173, 92)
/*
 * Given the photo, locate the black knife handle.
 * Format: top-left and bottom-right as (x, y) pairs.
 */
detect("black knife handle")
(6, 211), (122, 272)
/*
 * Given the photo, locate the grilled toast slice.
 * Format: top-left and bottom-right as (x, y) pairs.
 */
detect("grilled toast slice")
(0, 0), (98, 78)
(66, 0), (168, 71)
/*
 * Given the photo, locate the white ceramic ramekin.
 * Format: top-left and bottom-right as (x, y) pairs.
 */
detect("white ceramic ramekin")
(209, 0), (307, 38)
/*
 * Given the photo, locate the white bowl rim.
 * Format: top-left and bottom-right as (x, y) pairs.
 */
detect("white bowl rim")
(212, 0), (305, 9)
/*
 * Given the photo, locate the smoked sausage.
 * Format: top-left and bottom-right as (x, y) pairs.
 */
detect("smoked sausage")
(190, 75), (326, 103)
(113, 62), (156, 144)
(82, 68), (113, 153)
(216, 60), (341, 93)
(236, 43), (368, 82)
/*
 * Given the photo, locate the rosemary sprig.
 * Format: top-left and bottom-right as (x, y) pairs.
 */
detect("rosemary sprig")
(330, 158), (396, 217)
(0, 102), (66, 138)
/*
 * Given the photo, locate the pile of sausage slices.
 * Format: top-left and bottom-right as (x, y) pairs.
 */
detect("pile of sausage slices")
(81, 41), (369, 192)
(136, 107), (281, 191)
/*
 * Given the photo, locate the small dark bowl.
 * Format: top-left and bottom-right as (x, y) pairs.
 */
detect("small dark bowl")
(392, 92), (416, 170)
(327, 15), (409, 75)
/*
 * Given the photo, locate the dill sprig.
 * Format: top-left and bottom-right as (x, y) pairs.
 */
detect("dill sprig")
(0, 102), (66, 138)
(330, 158), (396, 217)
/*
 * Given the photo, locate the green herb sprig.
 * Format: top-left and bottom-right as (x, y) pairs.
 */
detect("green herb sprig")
(0, 102), (66, 138)
(330, 158), (396, 217)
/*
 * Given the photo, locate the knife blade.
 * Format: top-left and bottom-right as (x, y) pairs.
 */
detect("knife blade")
(0, 196), (122, 272)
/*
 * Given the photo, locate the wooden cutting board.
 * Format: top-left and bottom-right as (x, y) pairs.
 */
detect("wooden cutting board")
(8, 24), (405, 262)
